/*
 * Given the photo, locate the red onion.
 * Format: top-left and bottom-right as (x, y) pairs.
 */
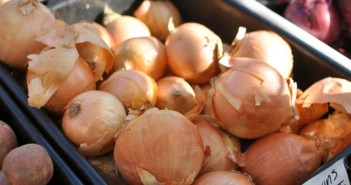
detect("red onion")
(284, 0), (341, 44)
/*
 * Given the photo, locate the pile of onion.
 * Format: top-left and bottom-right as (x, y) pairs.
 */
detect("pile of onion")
(0, 0), (56, 69)
(165, 22), (223, 84)
(241, 132), (324, 185)
(114, 108), (204, 185)
(62, 90), (126, 157)
(209, 57), (292, 139)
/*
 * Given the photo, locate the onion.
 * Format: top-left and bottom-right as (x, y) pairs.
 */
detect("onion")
(62, 90), (126, 157)
(27, 46), (80, 109)
(241, 132), (324, 185)
(299, 110), (351, 161)
(0, 0), (56, 69)
(99, 69), (158, 111)
(113, 36), (167, 80)
(210, 58), (292, 139)
(133, 0), (182, 41)
(156, 76), (197, 115)
(192, 116), (241, 175)
(193, 170), (254, 185)
(103, 6), (151, 49)
(165, 22), (223, 84)
(284, 0), (341, 44)
(43, 57), (96, 114)
(229, 28), (293, 79)
(114, 108), (204, 185)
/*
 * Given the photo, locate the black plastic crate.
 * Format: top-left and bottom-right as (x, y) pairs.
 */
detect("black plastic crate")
(0, 83), (84, 185)
(1, 0), (351, 184)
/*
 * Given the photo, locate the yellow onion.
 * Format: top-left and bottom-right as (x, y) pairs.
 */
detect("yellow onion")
(73, 20), (115, 50)
(0, 0), (56, 69)
(133, 0), (182, 41)
(229, 28), (293, 79)
(210, 58), (292, 139)
(165, 22), (223, 84)
(99, 69), (158, 110)
(299, 110), (351, 161)
(113, 36), (167, 80)
(156, 76), (197, 115)
(241, 132), (324, 185)
(192, 116), (241, 175)
(103, 6), (151, 49)
(27, 46), (80, 109)
(193, 170), (254, 185)
(114, 108), (204, 185)
(62, 90), (126, 157)
(43, 57), (96, 114)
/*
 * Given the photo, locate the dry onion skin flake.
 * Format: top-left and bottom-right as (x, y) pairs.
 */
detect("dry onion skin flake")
(296, 77), (351, 114)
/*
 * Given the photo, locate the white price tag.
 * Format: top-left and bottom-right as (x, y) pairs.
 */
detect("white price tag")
(303, 158), (350, 185)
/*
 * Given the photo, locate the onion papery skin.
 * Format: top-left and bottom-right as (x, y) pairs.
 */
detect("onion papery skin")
(165, 22), (223, 84)
(113, 36), (167, 80)
(192, 117), (241, 175)
(99, 69), (158, 110)
(192, 170), (254, 185)
(62, 90), (126, 157)
(211, 58), (292, 139)
(105, 15), (151, 50)
(44, 57), (96, 114)
(74, 21), (115, 50)
(241, 132), (323, 185)
(284, 0), (341, 44)
(231, 30), (293, 79)
(156, 76), (197, 114)
(133, 0), (182, 41)
(0, 0), (56, 69)
(114, 109), (204, 185)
